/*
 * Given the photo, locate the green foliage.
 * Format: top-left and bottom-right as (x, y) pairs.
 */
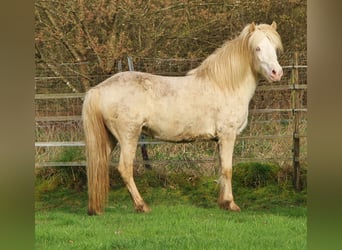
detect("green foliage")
(35, 166), (87, 196)
(234, 162), (280, 188)
(35, 147), (87, 194)
(55, 147), (85, 162)
(36, 160), (307, 209)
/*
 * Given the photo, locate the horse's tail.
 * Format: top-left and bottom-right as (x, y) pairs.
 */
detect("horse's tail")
(82, 88), (112, 215)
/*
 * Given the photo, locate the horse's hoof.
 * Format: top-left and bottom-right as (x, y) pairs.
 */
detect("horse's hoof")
(135, 203), (151, 213)
(229, 202), (241, 212)
(87, 209), (103, 216)
(218, 200), (241, 212)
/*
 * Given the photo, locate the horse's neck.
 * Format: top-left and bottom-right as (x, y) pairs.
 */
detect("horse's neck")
(185, 71), (257, 108)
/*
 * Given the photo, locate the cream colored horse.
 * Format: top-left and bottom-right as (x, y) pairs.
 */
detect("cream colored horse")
(82, 22), (283, 215)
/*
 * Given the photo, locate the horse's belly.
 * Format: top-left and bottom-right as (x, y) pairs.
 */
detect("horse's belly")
(142, 117), (216, 142)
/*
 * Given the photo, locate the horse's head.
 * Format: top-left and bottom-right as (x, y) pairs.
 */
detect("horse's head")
(245, 22), (283, 82)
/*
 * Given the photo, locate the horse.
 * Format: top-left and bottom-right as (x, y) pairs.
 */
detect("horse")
(82, 22), (283, 215)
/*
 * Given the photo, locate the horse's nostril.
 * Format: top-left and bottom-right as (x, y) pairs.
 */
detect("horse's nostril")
(272, 69), (277, 75)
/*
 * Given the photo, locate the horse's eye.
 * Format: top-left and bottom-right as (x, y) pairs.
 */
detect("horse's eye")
(256, 47), (261, 52)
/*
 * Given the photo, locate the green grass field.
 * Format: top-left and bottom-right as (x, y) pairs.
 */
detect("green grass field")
(35, 169), (306, 250)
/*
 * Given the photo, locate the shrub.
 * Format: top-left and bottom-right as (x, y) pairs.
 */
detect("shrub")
(36, 147), (87, 193)
(233, 162), (280, 188)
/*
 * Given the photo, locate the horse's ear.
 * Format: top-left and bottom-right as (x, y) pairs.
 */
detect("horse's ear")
(249, 22), (256, 32)
(271, 21), (277, 30)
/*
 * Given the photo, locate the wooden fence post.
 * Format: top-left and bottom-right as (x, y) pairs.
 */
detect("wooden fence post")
(292, 52), (301, 191)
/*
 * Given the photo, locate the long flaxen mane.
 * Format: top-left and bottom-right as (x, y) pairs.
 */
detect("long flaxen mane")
(188, 22), (283, 90)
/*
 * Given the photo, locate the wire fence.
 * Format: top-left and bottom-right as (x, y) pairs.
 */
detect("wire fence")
(35, 52), (307, 185)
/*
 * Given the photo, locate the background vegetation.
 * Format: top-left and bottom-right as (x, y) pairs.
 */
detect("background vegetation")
(35, 0), (306, 91)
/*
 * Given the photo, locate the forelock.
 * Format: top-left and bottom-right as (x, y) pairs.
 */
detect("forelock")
(241, 23), (283, 52)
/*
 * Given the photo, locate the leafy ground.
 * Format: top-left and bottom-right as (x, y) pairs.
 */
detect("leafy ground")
(35, 169), (306, 250)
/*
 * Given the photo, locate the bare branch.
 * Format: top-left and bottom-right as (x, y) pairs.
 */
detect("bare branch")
(35, 43), (80, 93)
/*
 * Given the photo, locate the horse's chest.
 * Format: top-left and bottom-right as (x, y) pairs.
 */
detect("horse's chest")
(216, 98), (250, 134)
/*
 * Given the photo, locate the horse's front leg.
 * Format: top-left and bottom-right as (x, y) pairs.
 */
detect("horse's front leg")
(217, 134), (241, 211)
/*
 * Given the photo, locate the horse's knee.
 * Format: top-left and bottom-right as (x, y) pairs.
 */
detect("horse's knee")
(221, 168), (232, 179)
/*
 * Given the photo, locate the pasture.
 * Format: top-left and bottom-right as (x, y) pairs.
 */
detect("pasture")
(35, 170), (306, 249)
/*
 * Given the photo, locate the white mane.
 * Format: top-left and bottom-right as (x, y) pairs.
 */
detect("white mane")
(188, 22), (283, 91)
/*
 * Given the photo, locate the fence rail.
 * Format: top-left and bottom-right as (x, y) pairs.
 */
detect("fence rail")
(35, 156), (309, 169)
(35, 132), (308, 148)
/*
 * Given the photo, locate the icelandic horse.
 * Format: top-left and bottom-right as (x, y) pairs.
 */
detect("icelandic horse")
(82, 22), (283, 215)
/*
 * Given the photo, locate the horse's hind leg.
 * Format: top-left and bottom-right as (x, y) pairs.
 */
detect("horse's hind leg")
(118, 139), (151, 213)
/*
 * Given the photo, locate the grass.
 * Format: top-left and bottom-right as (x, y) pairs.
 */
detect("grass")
(35, 169), (307, 250)
(36, 203), (306, 250)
